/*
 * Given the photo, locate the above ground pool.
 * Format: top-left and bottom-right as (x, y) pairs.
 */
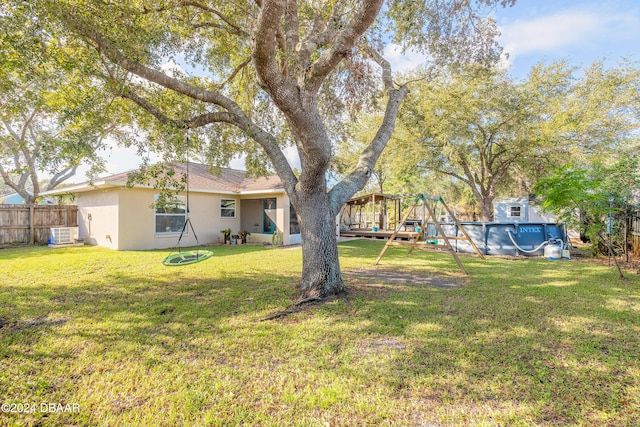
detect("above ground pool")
(423, 222), (567, 256)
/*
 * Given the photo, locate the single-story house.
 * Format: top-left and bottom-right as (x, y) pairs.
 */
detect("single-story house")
(42, 162), (301, 250)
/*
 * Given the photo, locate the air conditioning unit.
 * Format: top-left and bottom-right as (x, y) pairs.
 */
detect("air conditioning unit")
(50, 227), (79, 245)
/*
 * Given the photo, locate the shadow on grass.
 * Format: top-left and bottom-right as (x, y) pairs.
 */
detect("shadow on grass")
(0, 245), (300, 363)
(150, 243), (273, 259)
(325, 248), (640, 425)
(0, 242), (275, 263)
(0, 244), (78, 260)
(1, 240), (639, 425)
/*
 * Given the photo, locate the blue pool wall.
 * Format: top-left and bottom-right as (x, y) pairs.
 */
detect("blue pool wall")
(426, 222), (566, 256)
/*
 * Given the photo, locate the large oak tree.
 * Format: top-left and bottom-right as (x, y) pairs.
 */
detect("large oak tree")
(4, 0), (514, 299)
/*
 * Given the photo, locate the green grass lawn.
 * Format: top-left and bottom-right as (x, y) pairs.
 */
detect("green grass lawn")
(1, 240), (639, 426)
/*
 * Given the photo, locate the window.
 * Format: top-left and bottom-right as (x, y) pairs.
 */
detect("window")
(509, 206), (522, 217)
(221, 198), (236, 218)
(154, 195), (186, 233)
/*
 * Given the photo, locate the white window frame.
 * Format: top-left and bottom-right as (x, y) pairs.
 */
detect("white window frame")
(220, 198), (237, 218)
(508, 205), (522, 218)
(154, 194), (187, 234)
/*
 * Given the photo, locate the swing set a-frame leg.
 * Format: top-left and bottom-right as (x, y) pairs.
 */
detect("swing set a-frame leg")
(439, 198), (484, 259)
(374, 201), (418, 265)
(374, 194), (472, 275)
(423, 200), (467, 275)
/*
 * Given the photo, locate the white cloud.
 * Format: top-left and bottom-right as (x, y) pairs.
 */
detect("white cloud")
(499, 7), (639, 62)
(160, 59), (186, 77)
(383, 44), (427, 73)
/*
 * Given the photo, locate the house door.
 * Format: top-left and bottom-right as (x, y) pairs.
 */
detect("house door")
(262, 198), (277, 233)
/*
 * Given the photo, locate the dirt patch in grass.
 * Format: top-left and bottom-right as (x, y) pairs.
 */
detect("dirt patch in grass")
(358, 337), (407, 356)
(261, 266), (461, 321)
(343, 267), (463, 289)
(0, 315), (69, 332)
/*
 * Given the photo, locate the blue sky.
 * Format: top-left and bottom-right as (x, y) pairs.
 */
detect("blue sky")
(494, 0), (640, 78)
(87, 0), (639, 180)
(388, 0), (640, 79)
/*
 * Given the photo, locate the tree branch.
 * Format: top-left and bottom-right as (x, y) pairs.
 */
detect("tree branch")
(48, 164), (78, 190)
(305, 0), (384, 93)
(457, 151), (484, 196)
(183, 1), (249, 36)
(364, 44), (394, 92)
(143, 1), (249, 37)
(435, 167), (472, 186)
(252, 0), (300, 108)
(62, 11), (241, 113)
(117, 82), (298, 195)
(0, 163), (21, 194)
(329, 85), (409, 212)
(217, 56), (252, 89)
(118, 88), (175, 126)
(2, 117), (22, 145)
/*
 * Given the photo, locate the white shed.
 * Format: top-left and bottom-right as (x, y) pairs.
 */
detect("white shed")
(493, 197), (556, 223)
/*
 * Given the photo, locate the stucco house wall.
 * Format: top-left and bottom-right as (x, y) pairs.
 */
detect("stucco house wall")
(238, 194), (298, 245)
(113, 189), (244, 250)
(77, 188), (120, 249)
(77, 189), (295, 250)
(48, 164), (299, 250)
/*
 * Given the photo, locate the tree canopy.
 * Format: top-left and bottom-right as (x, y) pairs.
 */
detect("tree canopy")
(534, 156), (640, 255)
(395, 60), (640, 220)
(0, 3), (126, 203)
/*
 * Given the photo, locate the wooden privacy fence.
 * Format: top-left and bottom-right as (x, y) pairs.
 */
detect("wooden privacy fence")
(629, 209), (640, 256)
(0, 205), (78, 246)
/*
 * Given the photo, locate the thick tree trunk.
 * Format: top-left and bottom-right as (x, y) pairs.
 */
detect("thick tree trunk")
(295, 187), (345, 300)
(478, 200), (492, 222)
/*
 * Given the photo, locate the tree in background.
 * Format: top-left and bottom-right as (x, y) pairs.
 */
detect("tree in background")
(516, 60), (640, 239)
(397, 60), (640, 220)
(534, 157), (640, 256)
(0, 7), (124, 204)
(332, 114), (436, 229)
(399, 65), (553, 220)
(332, 114), (479, 223)
(0, 78), (116, 204)
(4, 0), (515, 299)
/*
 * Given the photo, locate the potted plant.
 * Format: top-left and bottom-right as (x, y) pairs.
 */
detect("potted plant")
(220, 228), (232, 244)
(231, 234), (239, 245)
(238, 230), (251, 244)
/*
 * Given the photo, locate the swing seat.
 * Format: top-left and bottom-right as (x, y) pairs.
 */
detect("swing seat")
(163, 250), (214, 266)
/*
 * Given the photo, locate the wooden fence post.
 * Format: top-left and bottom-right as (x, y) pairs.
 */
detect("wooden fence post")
(29, 204), (35, 245)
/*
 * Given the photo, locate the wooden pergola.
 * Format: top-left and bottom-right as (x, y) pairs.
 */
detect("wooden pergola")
(341, 193), (401, 230)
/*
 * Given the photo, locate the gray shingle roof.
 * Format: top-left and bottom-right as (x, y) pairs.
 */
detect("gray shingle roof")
(126, 162), (282, 193)
(46, 162), (284, 195)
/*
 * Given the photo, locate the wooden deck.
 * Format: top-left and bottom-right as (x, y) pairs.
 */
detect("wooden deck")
(340, 229), (417, 240)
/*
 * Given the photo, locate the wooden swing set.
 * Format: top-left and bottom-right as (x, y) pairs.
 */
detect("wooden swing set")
(374, 194), (484, 275)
